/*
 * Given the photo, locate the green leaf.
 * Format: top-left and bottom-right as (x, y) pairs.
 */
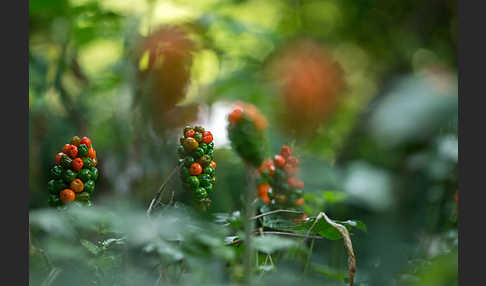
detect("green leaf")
(80, 239), (100, 255)
(253, 235), (299, 254)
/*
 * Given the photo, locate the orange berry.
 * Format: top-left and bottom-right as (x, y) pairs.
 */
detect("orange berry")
(91, 157), (98, 167)
(185, 129), (195, 138)
(66, 145), (78, 159)
(280, 145), (292, 158)
(72, 158), (84, 172)
(88, 148), (96, 159)
(286, 156), (299, 167)
(62, 144), (70, 154)
(189, 163), (203, 175)
(228, 108), (243, 124)
(56, 153), (64, 164)
(258, 184), (271, 204)
(60, 189), (76, 204)
(288, 177), (304, 189)
(209, 161), (216, 168)
(273, 155), (286, 168)
(70, 179), (84, 193)
(295, 198), (305, 206)
(80, 137), (92, 148)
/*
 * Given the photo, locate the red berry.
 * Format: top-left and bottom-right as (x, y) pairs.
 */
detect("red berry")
(209, 161), (216, 168)
(273, 155), (286, 168)
(288, 177), (304, 189)
(66, 145), (78, 158)
(56, 153), (64, 164)
(185, 129), (195, 138)
(189, 163), (203, 175)
(228, 108), (243, 124)
(202, 131), (213, 144)
(62, 144), (70, 154)
(286, 156), (299, 167)
(280, 145), (292, 158)
(72, 158), (84, 172)
(80, 137), (92, 148)
(258, 184), (271, 204)
(88, 148), (96, 159)
(295, 198), (305, 206)
(60, 189), (75, 204)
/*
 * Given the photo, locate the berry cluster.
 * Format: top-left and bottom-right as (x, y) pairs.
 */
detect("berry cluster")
(227, 102), (268, 168)
(47, 136), (99, 207)
(256, 145), (307, 221)
(177, 126), (216, 206)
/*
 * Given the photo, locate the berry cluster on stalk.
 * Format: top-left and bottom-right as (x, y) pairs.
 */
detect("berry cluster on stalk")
(256, 145), (307, 222)
(47, 136), (99, 207)
(227, 102), (268, 168)
(177, 126), (216, 207)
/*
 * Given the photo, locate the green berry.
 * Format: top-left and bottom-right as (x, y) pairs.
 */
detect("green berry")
(199, 174), (211, 188)
(193, 147), (204, 158)
(177, 145), (186, 157)
(54, 179), (68, 192)
(194, 132), (203, 142)
(194, 126), (205, 133)
(76, 192), (90, 202)
(194, 187), (208, 200)
(78, 144), (89, 157)
(60, 154), (73, 169)
(203, 166), (215, 176)
(208, 142), (214, 149)
(204, 183), (214, 193)
(50, 165), (63, 180)
(207, 150), (214, 160)
(199, 155), (211, 167)
(184, 156), (195, 167)
(199, 143), (208, 153)
(82, 157), (93, 168)
(79, 169), (92, 182)
(188, 176), (200, 189)
(47, 179), (57, 195)
(62, 169), (77, 184)
(48, 194), (62, 207)
(84, 180), (95, 193)
(90, 167), (99, 181)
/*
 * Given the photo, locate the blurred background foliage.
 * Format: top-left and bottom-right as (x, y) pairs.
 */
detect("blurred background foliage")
(29, 0), (457, 285)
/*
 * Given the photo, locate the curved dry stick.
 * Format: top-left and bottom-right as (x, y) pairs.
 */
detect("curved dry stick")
(252, 209), (303, 220)
(306, 212), (356, 286)
(147, 164), (182, 217)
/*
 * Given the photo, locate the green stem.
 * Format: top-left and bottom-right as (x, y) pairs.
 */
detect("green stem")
(304, 239), (315, 275)
(243, 167), (256, 285)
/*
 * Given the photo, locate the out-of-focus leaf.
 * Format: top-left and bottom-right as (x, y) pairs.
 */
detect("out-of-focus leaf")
(253, 235), (299, 254)
(80, 239), (100, 255)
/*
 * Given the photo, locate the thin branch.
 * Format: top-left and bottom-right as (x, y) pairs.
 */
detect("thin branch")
(258, 231), (323, 240)
(147, 164), (182, 216)
(252, 209), (303, 220)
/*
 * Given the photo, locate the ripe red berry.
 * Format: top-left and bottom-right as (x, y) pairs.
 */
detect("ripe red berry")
(62, 144), (70, 154)
(273, 155), (286, 168)
(80, 137), (92, 148)
(189, 163), (203, 175)
(228, 108), (243, 124)
(286, 156), (299, 167)
(280, 145), (292, 158)
(185, 129), (195, 138)
(258, 184), (271, 204)
(295, 198), (305, 206)
(202, 131), (213, 144)
(72, 158), (84, 172)
(66, 145), (78, 158)
(56, 153), (64, 164)
(288, 177), (304, 189)
(88, 148), (96, 159)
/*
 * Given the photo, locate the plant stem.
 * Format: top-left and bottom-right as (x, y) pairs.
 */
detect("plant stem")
(243, 167), (256, 285)
(303, 238), (315, 275)
(251, 209), (303, 220)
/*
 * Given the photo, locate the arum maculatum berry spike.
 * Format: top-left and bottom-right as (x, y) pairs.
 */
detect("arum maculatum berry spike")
(178, 125), (216, 208)
(227, 101), (269, 168)
(256, 145), (308, 222)
(48, 136), (99, 207)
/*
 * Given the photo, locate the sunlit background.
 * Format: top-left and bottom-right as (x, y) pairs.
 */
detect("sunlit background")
(29, 0), (457, 285)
